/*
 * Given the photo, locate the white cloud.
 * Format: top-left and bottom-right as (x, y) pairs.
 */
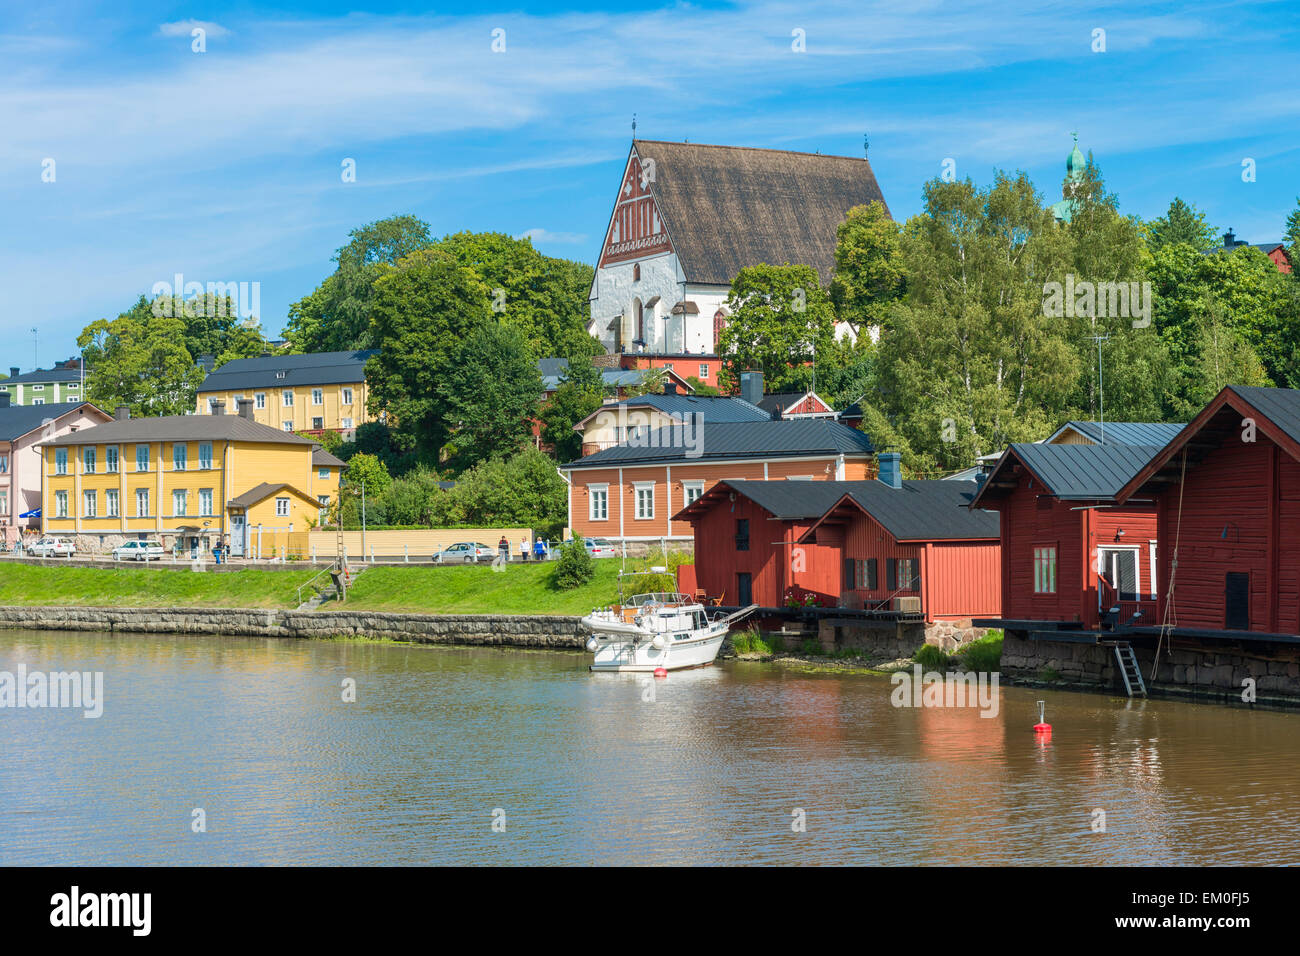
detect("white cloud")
(157, 20), (232, 39)
(516, 228), (586, 244)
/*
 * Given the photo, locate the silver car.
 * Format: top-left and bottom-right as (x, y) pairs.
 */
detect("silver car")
(583, 537), (618, 558)
(29, 536), (75, 557)
(433, 541), (497, 564)
(113, 540), (166, 561)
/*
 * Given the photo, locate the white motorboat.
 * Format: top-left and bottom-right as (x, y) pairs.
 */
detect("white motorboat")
(581, 576), (758, 672)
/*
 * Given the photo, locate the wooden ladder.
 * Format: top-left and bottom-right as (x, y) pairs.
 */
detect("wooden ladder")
(1111, 642), (1147, 698)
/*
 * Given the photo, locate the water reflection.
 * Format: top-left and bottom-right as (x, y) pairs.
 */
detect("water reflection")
(1, 632), (1298, 865)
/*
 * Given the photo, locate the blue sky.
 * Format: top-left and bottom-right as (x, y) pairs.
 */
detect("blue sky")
(2, 0), (1297, 367)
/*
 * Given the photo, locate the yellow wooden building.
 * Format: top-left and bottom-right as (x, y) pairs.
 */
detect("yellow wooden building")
(195, 349), (376, 439)
(40, 399), (344, 556)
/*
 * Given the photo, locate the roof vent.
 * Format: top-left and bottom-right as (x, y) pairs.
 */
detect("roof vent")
(877, 451), (902, 489)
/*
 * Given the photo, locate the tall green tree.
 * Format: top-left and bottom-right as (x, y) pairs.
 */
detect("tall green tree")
(539, 360), (604, 462)
(437, 320), (544, 471)
(78, 296), (205, 417)
(365, 249), (494, 459)
(716, 263), (836, 393)
(1143, 197), (1218, 252)
(831, 200), (905, 339)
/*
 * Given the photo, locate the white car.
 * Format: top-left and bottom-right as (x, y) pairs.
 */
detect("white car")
(29, 536), (75, 557)
(113, 540), (166, 562)
(584, 537), (618, 558)
(432, 541), (497, 564)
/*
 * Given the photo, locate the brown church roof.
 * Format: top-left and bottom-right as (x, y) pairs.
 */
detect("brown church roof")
(634, 140), (889, 287)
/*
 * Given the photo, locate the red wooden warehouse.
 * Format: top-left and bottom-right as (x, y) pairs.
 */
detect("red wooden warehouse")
(1116, 385), (1300, 636)
(796, 470), (1000, 621)
(970, 442), (1165, 629)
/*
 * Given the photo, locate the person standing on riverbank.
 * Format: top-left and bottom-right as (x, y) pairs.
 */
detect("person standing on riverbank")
(498, 535), (509, 563)
(520, 536), (530, 562)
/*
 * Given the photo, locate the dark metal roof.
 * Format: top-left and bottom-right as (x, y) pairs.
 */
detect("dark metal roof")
(581, 393), (770, 425)
(43, 414), (316, 446)
(227, 482), (314, 509)
(1, 366), (84, 385)
(1227, 385), (1300, 447)
(634, 139), (889, 287)
(562, 418), (874, 469)
(838, 480), (999, 540)
(312, 448), (346, 468)
(0, 402), (108, 441)
(696, 479), (864, 519)
(1053, 420), (1185, 446)
(197, 350), (377, 393)
(991, 443), (1166, 501)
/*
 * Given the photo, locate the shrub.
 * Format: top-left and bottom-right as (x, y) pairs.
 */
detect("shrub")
(551, 539), (594, 590)
(953, 631), (1003, 673)
(800, 637), (822, 656)
(730, 625), (781, 656)
(913, 643), (951, 671)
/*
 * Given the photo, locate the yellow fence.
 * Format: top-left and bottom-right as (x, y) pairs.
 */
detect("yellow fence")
(284, 528), (539, 561)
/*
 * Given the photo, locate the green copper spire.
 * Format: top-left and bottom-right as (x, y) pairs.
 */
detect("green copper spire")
(1065, 131), (1085, 182)
(1051, 133), (1086, 224)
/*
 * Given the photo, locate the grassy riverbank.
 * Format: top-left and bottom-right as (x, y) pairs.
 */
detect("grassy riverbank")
(0, 560), (625, 614)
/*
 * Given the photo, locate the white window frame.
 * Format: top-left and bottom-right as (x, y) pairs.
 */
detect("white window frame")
(312, 388), (324, 405)
(1098, 545), (1142, 601)
(55, 448), (68, 475)
(282, 390), (294, 406)
(105, 446), (118, 473)
(634, 481), (655, 520)
(173, 489), (188, 517)
(83, 489), (97, 517)
(342, 387), (354, 405)
(682, 480), (705, 508)
(136, 488), (150, 517)
(199, 488), (213, 516)
(341, 417), (354, 429)
(255, 393), (266, 409)
(283, 421), (294, 432)
(1033, 545), (1057, 594)
(55, 490), (68, 518)
(83, 447), (95, 474)
(276, 497), (290, 517)
(0, 454), (8, 474)
(589, 484), (609, 521)
(699, 364), (708, 379)
(199, 442), (213, 470)
(105, 488), (119, 517)
(136, 445), (150, 472)
(1148, 540), (1158, 600)
(173, 444), (187, 471)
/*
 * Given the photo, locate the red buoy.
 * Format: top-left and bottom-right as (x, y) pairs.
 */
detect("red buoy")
(1033, 700), (1051, 735)
(653, 667), (668, 678)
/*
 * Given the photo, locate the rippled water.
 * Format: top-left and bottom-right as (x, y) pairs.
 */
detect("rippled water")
(1, 630), (1297, 865)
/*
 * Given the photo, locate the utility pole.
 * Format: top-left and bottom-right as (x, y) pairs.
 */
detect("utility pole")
(31, 328), (37, 372)
(1088, 331), (1110, 442)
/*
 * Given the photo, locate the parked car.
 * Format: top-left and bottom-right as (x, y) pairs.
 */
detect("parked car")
(29, 536), (75, 557)
(584, 537), (618, 558)
(433, 541), (497, 564)
(112, 540), (166, 562)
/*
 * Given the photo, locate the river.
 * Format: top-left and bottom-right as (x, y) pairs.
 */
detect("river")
(1, 630), (1297, 865)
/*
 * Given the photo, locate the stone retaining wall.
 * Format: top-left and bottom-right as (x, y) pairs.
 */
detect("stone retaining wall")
(1000, 631), (1300, 705)
(0, 606), (585, 649)
(817, 618), (928, 659)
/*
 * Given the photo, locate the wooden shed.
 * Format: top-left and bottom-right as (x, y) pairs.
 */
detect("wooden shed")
(797, 479), (1001, 621)
(970, 442), (1165, 629)
(1116, 385), (1300, 635)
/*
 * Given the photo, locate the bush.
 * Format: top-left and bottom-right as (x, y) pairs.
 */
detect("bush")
(913, 643), (951, 671)
(730, 625), (781, 656)
(953, 631), (1003, 673)
(800, 637), (822, 656)
(551, 539), (595, 590)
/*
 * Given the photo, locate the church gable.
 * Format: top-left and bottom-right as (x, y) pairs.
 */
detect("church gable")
(598, 150), (674, 268)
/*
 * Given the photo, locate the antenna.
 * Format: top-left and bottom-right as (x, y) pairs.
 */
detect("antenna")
(1088, 330), (1111, 441)
(31, 328), (37, 373)
(863, 133), (869, 159)
(631, 113), (636, 138)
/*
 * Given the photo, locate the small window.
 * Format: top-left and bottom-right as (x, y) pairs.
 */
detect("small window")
(199, 442), (212, 469)
(31, 384), (44, 391)
(83, 490), (97, 517)
(83, 447), (96, 474)
(136, 445), (150, 472)
(735, 518), (750, 552)
(283, 421), (294, 432)
(55, 490), (68, 518)
(342, 387), (353, 405)
(136, 488), (150, 517)
(106, 489), (119, 517)
(0, 454), (8, 474)
(312, 388), (323, 405)
(683, 481), (704, 507)
(282, 390), (294, 406)
(172, 489), (188, 516)
(699, 364), (708, 379)
(255, 393), (266, 409)
(318, 467), (329, 479)
(1033, 546), (1058, 594)
(276, 497), (290, 517)
(589, 485), (609, 521)
(55, 448), (67, 475)
(173, 444), (187, 471)
(105, 446), (119, 473)
(341, 417), (353, 429)
(199, 488), (213, 516)
(634, 482), (655, 520)
(312, 417), (324, 430)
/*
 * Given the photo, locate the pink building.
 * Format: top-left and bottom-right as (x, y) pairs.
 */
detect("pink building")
(0, 398), (111, 544)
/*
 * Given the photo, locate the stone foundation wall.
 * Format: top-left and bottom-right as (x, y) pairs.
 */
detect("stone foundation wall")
(817, 619), (928, 659)
(1000, 631), (1300, 705)
(0, 606), (585, 649)
(924, 619), (990, 652)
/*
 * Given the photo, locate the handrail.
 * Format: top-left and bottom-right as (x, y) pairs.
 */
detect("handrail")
(297, 562), (340, 606)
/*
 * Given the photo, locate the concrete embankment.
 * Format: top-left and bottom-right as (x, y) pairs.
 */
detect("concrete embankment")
(0, 606), (585, 649)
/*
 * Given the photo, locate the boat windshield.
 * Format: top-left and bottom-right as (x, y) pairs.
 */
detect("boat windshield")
(625, 592), (691, 607)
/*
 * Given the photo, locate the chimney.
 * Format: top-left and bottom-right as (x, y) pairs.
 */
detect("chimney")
(237, 398), (254, 420)
(115, 404), (130, 421)
(0, 393), (9, 408)
(211, 400), (226, 416)
(664, 382), (677, 395)
(9, 367), (17, 378)
(740, 370), (764, 407)
(877, 451), (902, 490)
(1223, 228), (1237, 248)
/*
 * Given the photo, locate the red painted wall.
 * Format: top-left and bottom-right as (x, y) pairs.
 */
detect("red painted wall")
(988, 469), (1156, 627)
(1155, 432), (1300, 634)
(839, 510), (999, 620)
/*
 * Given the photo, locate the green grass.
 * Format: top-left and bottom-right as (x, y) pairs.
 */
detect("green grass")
(339, 561), (625, 615)
(729, 625), (786, 656)
(0, 559), (629, 615)
(0, 563), (303, 608)
(953, 630), (1003, 672)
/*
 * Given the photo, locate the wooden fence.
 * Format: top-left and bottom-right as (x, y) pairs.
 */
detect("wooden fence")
(285, 528), (541, 562)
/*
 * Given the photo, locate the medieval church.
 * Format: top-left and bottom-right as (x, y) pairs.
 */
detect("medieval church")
(587, 139), (889, 361)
